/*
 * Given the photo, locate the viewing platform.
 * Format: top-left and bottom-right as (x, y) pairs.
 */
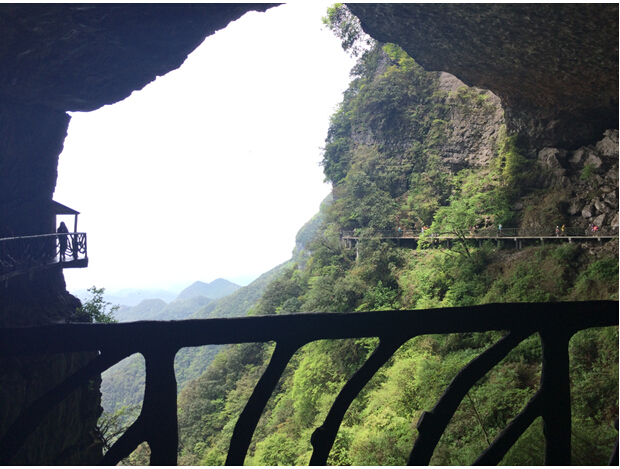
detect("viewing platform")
(342, 227), (618, 250)
(0, 233), (88, 282)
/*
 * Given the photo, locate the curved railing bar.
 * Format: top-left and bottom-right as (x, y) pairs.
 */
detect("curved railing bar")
(473, 389), (544, 465)
(408, 329), (533, 465)
(101, 345), (179, 466)
(473, 327), (573, 465)
(0, 350), (125, 465)
(309, 334), (411, 465)
(226, 340), (301, 466)
(99, 413), (147, 466)
(0, 301), (617, 465)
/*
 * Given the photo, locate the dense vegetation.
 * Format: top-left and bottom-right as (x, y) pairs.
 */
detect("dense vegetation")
(113, 8), (618, 465)
(172, 242), (617, 465)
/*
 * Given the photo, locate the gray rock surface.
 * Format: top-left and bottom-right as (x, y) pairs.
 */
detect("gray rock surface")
(347, 3), (619, 150)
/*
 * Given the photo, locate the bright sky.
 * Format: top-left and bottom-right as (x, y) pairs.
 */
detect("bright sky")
(54, 3), (356, 293)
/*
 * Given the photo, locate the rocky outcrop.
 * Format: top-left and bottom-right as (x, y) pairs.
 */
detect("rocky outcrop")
(436, 72), (504, 168)
(524, 129), (619, 229)
(346, 4), (619, 151)
(0, 4), (277, 112)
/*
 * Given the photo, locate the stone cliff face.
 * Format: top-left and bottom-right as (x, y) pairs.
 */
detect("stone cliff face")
(528, 129), (619, 229)
(435, 72), (505, 169)
(346, 4), (619, 152)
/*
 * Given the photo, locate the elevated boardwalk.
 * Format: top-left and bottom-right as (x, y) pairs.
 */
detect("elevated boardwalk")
(0, 233), (88, 282)
(342, 227), (618, 250)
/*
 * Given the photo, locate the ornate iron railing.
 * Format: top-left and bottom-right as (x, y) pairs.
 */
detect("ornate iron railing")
(342, 226), (619, 239)
(0, 233), (87, 280)
(0, 301), (617, 465)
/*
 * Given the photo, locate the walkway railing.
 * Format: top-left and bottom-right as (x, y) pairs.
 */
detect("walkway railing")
(0, 301), (617, 465)
(0, 233), (87, 281)
(342, 226), (618, 239)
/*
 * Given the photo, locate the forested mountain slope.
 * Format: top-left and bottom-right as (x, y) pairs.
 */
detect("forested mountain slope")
(100, 261), (303, 415)
(164, 39), (619, 467)
(114, 299), (167, 323)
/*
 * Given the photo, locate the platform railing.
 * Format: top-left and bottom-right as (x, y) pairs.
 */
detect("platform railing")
(0, 233), (87, 280)
(0, 301), (617, 465)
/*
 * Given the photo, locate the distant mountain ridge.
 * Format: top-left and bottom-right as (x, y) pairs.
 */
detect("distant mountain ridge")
(72, 278), (240, 310)
(72, 288), (177, 307)
(175, 279), (240, 301)
(100, 266), (286, 413)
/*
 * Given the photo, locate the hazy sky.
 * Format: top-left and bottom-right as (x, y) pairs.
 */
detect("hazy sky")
(54, 3), (356, 294)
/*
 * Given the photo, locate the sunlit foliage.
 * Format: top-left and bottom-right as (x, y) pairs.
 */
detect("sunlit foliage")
(152, 16), (619, 466)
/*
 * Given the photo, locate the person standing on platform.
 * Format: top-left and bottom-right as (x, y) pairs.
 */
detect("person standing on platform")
(57, 222), (69, 261)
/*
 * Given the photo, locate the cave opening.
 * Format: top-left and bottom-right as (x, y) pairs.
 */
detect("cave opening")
(53, 3), (355, 294)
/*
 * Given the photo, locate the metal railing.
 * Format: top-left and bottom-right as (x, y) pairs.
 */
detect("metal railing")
(0, 233), (87, 280)
(342, 226), (619, 239)
(0, 301), (617, 465)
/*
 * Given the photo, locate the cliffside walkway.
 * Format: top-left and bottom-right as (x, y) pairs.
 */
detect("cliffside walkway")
(0, 301), (617, 465)
(342, 226), (618, 250)
(0, 233), (88, 282)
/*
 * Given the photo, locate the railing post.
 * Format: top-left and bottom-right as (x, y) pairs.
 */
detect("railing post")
(142, 346), (179, 466)
(539, 328), (572, 466)
(72, 233), (78, 259)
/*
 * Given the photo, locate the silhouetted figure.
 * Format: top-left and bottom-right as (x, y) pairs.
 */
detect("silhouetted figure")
(57, 222), (69, 261)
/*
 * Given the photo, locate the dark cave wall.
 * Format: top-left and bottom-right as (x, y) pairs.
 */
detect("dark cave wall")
(0, 102), (70, 236)
(346, 3), (619, 151)
(0, 4), (277, 464)
(0, 4), (278, 112)
(1, 4), (277, 239)
(0, 267), (100, 465)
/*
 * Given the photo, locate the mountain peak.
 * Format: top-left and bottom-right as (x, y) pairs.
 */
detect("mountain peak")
(176, 279), (241, 301)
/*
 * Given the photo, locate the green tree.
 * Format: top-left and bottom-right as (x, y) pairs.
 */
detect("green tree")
(322, 3), (375, 57)
(96, 405), (141, 454)
(74, 286), (119, 323)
